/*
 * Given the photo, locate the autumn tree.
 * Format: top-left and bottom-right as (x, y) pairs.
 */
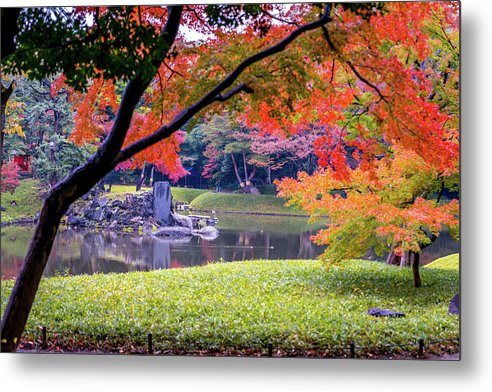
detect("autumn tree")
(0, 3), (334, 352)
(248, 127), (320, 184)
(0, 2), (459, 353)
(198, 114), (261, 193)
(1, 160), (20, 194)
(274, 2), (460, 287)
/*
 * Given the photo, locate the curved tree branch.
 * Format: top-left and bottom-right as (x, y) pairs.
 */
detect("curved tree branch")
(115, 4), (333, 165)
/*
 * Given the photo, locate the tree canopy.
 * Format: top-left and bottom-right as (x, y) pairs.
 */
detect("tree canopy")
(0, 2), (459, 352)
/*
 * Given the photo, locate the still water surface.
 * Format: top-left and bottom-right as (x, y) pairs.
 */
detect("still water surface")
(1, 214), (459, 279)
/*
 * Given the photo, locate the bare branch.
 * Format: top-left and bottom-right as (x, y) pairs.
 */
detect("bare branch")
(321, 25), (388, 103)
(346, 61), (388, 103)
(262, 9), (300, 27)
(215, 84), (254, 102)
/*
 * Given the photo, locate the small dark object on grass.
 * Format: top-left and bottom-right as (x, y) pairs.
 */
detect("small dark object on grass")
(449, 293), (459, 315)
(10, 200), (17, 206)
(368, 308), (406, 318)
(0, 206), (6, 211)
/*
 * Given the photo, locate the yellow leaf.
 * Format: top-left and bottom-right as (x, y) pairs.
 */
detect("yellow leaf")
(4, 124), (25, 138)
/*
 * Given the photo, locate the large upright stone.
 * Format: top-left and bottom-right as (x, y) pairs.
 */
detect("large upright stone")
(153, 181), (172, 226)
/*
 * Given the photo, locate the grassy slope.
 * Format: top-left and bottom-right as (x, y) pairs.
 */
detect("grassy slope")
(1, 255), (459, 353)
(424, 253), (460, 270)
(190, 192), (305, 216)
(0, 179), (43, 223)
(109, 185), (304, 216)
(108, 185), (208, 204)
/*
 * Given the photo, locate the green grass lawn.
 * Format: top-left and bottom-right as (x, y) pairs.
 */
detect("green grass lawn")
(190, 192), (305, 216)
(108, 185), (208, 204)
(0, 179), (43, 224)
(424, 253), (459, 270)
(108, 185), (304, 216)
(1, 254), (459, 355)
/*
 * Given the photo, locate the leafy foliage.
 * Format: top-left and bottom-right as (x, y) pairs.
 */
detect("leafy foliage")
(32, 134), (93, 185)
(274, 2), (460, 267)
(4, 7), (169, 90)
(1, 160), (20, 194)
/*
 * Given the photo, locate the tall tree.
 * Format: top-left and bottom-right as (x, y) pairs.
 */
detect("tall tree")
(0, 3), (334, 352)
(198, 114), (260, 193)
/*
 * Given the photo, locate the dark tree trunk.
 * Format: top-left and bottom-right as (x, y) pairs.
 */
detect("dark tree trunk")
(411, 251), (422, 288)
(1, 180), (88, 351)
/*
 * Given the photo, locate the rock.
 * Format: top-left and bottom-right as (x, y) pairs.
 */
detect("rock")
(124, 193), (135, 205)
(130, 216), (143, 225)
(153, 226), (192, 237)
(153, 181), (172, 226)
(67, 215), (86, 226)
(142, 221), (155, 235)
(92, 208), (105, 222)
(0, 206), (6, 212)
(368, 308), (405, 318)
(98, 198), (109, 208)
(449, 293), (459, 315)
(111, 199), (124, 209)
(172, 213), (194, 231)
(193, 225), (219, 240)
(104, 208), (113, 220)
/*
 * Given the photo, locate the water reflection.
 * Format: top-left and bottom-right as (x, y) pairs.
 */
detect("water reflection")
(1, 216), (459, 279)
(1, 224), (326, 278)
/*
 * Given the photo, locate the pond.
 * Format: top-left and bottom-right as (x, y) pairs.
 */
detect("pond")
(1, 214), (459, 279)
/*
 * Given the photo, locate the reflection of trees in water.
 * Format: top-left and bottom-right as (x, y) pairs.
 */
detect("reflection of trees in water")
(1, 255), (25, 280)
(3, 225), (456, 279)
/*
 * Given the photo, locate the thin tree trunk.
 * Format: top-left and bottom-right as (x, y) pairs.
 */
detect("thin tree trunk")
(230, 152), (243, 188)
(386, 251), (401, 265)
(136, 162), (146, 191)
(400, 251), (410, 267)
(242, 150), (249, 182)
(411, 251), (422, 288)
(48, 143), (58, 187)
(149, 164), (155, 187)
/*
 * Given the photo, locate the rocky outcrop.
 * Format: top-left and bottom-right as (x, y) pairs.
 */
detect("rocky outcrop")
(64, 185), (217, 239)
(66, 192), (154, 232)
